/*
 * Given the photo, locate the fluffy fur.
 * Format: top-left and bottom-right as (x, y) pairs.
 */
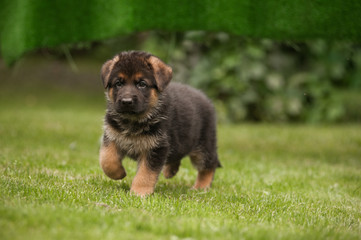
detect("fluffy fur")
(99, 51), (221, 196)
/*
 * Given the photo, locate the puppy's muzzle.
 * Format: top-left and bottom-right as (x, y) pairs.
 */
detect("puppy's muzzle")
(121, 98), (134, 106)
(116, 96), (139, 113)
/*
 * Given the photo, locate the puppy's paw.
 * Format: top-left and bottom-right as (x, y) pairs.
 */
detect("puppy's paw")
(163, 164), (179, 179)
(112, 168), (127, 180)
(101, 163), (127, 180)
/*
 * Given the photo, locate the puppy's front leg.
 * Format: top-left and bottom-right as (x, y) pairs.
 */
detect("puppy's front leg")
(130, 157), (160, 197)
(99, 140), (127, 180)
(131, 147), (167, 196)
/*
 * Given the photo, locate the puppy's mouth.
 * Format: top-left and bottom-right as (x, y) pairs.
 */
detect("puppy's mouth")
(117, 108), (140, 115)
(115, 105), (145, 115)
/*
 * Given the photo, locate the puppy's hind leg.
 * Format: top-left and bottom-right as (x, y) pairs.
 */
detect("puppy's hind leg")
(163, 160), (181, 179)
(193, 169), (216, 190)
(99, 140), (127, 180)
(189, 149), (219, 190)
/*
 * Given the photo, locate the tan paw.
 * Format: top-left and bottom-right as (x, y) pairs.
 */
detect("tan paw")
(192, 169), (215, 190)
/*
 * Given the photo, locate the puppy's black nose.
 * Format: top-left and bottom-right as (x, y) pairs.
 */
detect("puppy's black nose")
(121, 98), (133, 105)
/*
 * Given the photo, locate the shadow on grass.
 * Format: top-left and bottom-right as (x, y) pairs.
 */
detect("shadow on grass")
(88, 174), (211, 199)
(156, 182), (193, 196)
(87, 174), (131, 191)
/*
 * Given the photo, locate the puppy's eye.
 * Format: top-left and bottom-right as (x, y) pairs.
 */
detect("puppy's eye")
(136, 80), (147, 89)
(115, 79), (124, 88)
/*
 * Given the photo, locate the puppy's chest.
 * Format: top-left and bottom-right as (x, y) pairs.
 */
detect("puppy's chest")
(104, 124), (165, 156)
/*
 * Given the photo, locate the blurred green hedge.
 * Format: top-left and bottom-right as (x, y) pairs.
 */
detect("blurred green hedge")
(120, 32), (360, 123)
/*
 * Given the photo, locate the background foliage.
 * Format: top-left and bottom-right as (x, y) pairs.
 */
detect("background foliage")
(90, 32), (361, 123)
(1, 1), (361, 123)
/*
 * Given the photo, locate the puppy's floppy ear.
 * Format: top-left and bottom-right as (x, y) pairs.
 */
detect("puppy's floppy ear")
(101, 56), (119, 89)
(148, 56), (172, 92)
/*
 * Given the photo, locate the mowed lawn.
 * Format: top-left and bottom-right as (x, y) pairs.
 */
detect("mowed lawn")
(0, 82), (361, 240)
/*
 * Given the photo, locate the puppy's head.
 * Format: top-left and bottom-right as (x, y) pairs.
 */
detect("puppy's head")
(101, 51), (172, 116)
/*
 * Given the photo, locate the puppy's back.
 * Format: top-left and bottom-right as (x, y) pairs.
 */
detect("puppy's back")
(166, 82), (215, 118)
(163, 83), (217, 157)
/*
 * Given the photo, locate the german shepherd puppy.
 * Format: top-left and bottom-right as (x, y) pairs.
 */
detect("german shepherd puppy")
(99, 51), (221, 196)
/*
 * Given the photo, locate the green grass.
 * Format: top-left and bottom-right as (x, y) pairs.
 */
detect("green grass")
(0, 82), (361, 240)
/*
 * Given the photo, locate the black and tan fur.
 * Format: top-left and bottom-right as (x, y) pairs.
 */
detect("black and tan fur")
(99, 51), (221, 196)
